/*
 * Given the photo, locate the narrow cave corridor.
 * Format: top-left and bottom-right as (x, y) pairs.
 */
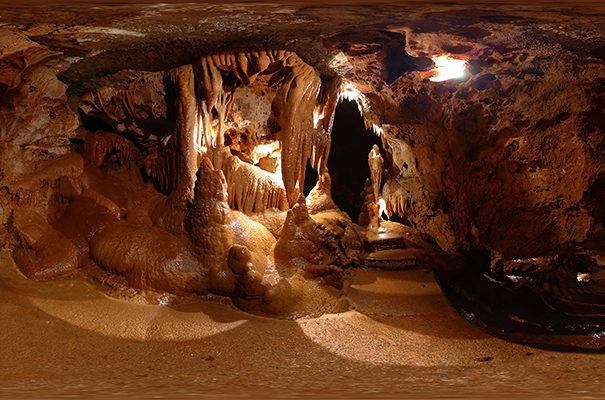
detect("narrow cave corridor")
(327, 100), (381, 222)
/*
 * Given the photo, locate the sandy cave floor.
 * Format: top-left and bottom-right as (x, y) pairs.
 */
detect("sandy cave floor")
(1, 250), (604, 399)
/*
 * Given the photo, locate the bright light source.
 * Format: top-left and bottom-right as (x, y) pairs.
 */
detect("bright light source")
(426, 55), (467, 82)
(377, 198), (388, 219)
(193, 112), (202, 148)
(341, 81), (361, 102)
(252, 141), (280, 163)
(193, 113), (209, 153)
(210, 123), (217, 148)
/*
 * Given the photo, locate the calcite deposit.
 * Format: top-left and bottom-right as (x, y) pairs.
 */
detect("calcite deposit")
(0, 2), (603, 348)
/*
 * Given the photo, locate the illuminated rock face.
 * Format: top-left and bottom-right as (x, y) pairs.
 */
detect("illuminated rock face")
(0, 2), (603, 345)
(1, 40), (356, 317)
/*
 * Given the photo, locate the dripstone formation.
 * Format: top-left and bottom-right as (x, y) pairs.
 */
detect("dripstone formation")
(1, 2), (603, 348)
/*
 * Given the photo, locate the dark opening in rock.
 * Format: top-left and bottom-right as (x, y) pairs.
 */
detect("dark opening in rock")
(327, 100), (381, 222)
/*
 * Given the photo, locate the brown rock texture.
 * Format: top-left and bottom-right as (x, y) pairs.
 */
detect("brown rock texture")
(0, 2), (603, 347)
(0, 29), (79, 178)
(332, 13), (605, 259)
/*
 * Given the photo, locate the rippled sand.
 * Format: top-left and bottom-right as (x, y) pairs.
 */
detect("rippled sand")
(1, 249), (603, 399)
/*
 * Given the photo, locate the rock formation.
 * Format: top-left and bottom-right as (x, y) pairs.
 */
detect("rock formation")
(0, 2), (603, 348)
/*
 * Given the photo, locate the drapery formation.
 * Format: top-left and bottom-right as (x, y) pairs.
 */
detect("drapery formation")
(191, 49), (340, 206)
(81, 49), (342, 215)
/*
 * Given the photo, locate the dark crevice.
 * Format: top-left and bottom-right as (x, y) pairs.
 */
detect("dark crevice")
(328, 100), (381, 222)
(303, 160), (318, 196)
(78, 110), (117, 133)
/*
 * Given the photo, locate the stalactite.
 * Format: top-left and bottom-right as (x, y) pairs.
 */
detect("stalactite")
(382, 180), (410, 217)
(164, 65), (197, 202)
(0, 29), (62, 95)
(81, 49), (342, 212)
(191, 50), (341, 206)
(85, 87), (138, 125)
(274, 64), (320, 204)
(312, 77), (342, 175)
(79, 72), (168, 146)
(143, 152), (169, 193)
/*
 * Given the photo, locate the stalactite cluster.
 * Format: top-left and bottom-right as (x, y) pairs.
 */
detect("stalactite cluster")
(1, 2), (603, 353)
(80, 49), (342, 212)
(191, 50), (342, 207)
(80, 73), (168, 145)
(382, 179), (412, 217)
(5, 48), (352, 317)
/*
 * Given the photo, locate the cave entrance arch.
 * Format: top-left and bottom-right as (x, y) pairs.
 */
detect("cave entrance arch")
(325, 99), (381, 222)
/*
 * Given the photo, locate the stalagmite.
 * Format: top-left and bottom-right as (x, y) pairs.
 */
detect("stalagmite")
(185, 157), (234, 279)
(306, 172), (337, 215)
(368, 144), (384, 204)
(274, 194), (349, 288)
(186, 157), (278, 298)
(358, 180), (380, 227)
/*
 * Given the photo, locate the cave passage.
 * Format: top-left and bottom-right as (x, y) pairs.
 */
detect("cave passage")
(327, 99), (381, 222)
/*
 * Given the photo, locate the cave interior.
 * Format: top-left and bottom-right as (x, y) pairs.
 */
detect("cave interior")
(1, 2), (604, 353)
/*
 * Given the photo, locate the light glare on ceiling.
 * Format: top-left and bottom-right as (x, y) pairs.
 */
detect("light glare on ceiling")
(428, 55), (468, 82)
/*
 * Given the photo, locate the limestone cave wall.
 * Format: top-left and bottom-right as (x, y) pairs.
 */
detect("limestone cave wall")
(1, 3), (603, 277)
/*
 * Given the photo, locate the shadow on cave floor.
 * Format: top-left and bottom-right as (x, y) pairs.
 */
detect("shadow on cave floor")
(3, 249), (605, 399)
(0, 249), (499, 341)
